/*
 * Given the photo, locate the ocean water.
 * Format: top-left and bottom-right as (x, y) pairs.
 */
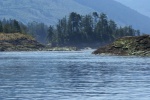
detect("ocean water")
(0, 51), (150, 100)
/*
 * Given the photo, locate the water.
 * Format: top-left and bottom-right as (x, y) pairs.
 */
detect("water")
(0, 51), (150, 100)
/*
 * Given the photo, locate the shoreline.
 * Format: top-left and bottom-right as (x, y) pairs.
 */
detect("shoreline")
(93, 35), (150, 56)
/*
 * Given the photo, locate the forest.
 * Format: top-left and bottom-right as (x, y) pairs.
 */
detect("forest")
(0, 19), (48, 44)
(0, 12), (141, 47)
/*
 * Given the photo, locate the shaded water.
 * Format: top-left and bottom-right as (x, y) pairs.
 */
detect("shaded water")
(0, 51), (150, 100)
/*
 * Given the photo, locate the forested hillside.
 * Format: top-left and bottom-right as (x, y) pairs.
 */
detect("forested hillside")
(0, 0), (94, 24)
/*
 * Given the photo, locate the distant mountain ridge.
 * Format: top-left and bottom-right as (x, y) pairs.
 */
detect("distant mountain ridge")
(0, 0), (94, 24)
(74, 0), (150, 34)
(115, 0), (150, 18)
(0, 0), (150, 33)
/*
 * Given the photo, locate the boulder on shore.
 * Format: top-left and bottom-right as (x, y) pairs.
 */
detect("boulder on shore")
(93, 35), (150, 56)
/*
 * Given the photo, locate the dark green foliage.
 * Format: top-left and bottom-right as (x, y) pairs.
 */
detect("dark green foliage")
(3, 24), (11, 33)
(47, 26), (54, 43)
(47, 12), (141, 46)
(13, 20), (21, 33)
(81, 15), (93, 42)
(0, 21), (3, 32)
(0, 12), (141, 46)
(0, 19), (24, 33)
(0, 19), (49, 44)
(0, 19), (48, 44)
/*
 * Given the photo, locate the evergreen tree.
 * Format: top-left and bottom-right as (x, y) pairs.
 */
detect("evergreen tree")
(45, 12), (141, 46)
(99, 13), (109, 41)
(92, 12), (99, 28)
(108, 20), (117, 41)
(81, 15), (93, 42)
(47, 25), (54, 43)
(67, 12), (81, 43)
(13, 20), (21, 33)
(0, 21), (3, 32)
(3, 24), (11, 33)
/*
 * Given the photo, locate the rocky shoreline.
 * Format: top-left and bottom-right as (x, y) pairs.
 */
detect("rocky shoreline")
(93, 35), (150, 56)
(0, 33), (77, 51)
(0, 34), (45, 51)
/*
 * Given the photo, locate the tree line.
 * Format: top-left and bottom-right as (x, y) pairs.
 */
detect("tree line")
(0, 19), (23, 33)
(0, 19), (48, 44)
(0, 12), (141, 46)
(47, 12), (140, 46)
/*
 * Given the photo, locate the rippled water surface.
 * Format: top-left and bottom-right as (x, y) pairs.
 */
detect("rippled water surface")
(0, 51), (150, 100)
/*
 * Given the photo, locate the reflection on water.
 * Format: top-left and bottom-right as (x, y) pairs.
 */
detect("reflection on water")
(0, 51), (150, 100)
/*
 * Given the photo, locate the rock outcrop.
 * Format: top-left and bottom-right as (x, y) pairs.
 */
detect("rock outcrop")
(0, 33), (45, 51)
(93, 35), (150, 56)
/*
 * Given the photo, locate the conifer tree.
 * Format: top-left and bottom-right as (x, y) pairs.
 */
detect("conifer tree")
(13, 20), (21, 33)
(0, 21), (3, 32)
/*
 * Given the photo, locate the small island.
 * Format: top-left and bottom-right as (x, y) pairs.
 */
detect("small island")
(93, 35), (150, 56)
(0, 33), (45, 51)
